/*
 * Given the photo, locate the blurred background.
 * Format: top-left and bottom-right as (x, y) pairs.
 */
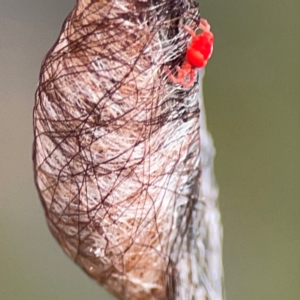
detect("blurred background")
(0, 0), (299, 299)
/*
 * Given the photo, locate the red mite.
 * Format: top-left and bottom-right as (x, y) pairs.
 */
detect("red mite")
(166, 18), (214, 87)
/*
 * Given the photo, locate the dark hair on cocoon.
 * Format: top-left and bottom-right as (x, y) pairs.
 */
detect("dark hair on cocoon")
(33, 1), (224, 299)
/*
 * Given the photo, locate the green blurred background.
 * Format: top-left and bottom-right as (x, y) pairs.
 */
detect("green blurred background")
(0, 0), (299, 299)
